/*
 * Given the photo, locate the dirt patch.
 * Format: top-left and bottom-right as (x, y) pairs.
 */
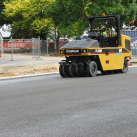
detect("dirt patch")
(129, 58), (137, 66)
(0, 53), (64, 77)
(0, 65), (59, 77)
(130, 62), (137, 66)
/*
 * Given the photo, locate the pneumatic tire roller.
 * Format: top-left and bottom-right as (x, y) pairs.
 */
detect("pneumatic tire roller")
(59, 15), (132, 78)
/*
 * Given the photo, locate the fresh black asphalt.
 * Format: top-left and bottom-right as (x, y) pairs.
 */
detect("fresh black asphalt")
(0, 67), (137, 137)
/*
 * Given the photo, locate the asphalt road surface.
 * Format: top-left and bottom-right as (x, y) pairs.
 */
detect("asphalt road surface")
(0, 67), (137, 137)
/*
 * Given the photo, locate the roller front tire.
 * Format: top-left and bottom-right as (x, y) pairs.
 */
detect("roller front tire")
(86, 61), (98, 77)
(59, 64), (68, 77)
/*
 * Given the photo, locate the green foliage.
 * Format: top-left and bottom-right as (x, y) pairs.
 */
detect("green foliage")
(3, 0), (54, 38)
(3, 0), (137, 39)
(59, 20), (89, 39)
(0, 0), (12, 26)
(85, 0), (137, 28)
(45, 0), (137, 38)
(45, 0), (89, 38)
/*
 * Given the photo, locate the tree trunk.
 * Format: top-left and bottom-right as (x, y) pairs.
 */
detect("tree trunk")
(55, 31), (60, 54)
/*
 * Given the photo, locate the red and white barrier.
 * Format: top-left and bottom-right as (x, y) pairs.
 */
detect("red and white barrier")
(126, 59), (130, 66)
(128, 62), (130, 66)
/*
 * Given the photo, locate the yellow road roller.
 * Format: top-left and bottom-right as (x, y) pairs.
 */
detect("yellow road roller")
(59, 15), (132, 77)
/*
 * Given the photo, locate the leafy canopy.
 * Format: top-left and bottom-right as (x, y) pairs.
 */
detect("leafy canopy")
(3, 0), (137, 38)
(45, 0), (137, 38)
(0, 0), (12, 26)
(3, 0), (54, 38)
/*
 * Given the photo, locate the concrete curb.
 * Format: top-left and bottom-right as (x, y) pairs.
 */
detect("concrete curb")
(0, 72), (59, 80)
(129, 66), (137, 67)
(0, 66), (137, 80)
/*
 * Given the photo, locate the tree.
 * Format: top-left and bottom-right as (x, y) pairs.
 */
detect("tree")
(0, 0), (12, 27)
(44, 0), (137, 51)
(45, 0), (137, 37)
(3, 0), (137, 40)
(44, 0), (90, 50)
(3, 0), (54, 39)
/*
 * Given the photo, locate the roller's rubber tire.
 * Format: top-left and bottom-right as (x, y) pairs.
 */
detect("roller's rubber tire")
(69, 63), (75, 77)
(79, 63), (86, 77)
(119, 60), (128, 73)
(73, 63), (80, 77)
(86, 61), (98, 77)
(59, 64), (68, 77)
(65, 63), (71, 77)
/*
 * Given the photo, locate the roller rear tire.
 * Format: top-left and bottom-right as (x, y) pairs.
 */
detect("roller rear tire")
(69, 63), (75, 77)
(79, 63), (86, 77)
(73, 63), (80, 77)
(86, 61), (98, 77)
(59, 64), (68, 77)
(65, 63), (71, 77)
(120, 60), (128, 73)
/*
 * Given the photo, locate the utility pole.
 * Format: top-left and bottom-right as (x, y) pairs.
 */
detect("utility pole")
(54, 24), (57, 54)
(52, 0), (57, 54)
(0, 37), (3, 56)
(0, 27), (4, 56)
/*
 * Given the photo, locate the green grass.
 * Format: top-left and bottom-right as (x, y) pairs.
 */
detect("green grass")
(36, 58), (43, 60)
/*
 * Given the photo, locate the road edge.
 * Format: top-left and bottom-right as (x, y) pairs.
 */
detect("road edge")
(0, 66), (136, 80)
(0, 72), (59, 80)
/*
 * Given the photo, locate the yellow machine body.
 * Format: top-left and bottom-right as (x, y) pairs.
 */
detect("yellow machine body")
(59, 34), (132, 71)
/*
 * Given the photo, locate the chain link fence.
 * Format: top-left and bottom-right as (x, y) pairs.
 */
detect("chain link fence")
(131, 37), (137, 56)
(32, 38), (41, 59)
(0, 37), (69, 64)
(41, 40), (55, 55)
(41, 39), (68, 55)
(121, 30), (137, 57)
(0, 38), (32, 61)
(0, 38), (64, 61)
(0, 38), (40, 62)
(0, 38), (4, 57)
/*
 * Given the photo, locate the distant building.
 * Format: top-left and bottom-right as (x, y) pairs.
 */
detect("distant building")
(0, 30), (11, 42)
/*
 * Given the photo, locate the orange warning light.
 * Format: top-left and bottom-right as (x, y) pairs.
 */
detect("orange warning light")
(102, 13), (105, 16)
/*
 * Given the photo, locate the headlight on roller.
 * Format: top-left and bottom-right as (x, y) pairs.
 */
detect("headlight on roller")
(82, 49), (89, 53)
(60, 50), (64, 54)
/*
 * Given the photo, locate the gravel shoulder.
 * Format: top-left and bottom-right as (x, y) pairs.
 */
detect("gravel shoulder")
(0, 53), (65, 77)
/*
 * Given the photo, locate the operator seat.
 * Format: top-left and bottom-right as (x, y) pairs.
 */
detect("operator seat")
(88, 32), (98, 40)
